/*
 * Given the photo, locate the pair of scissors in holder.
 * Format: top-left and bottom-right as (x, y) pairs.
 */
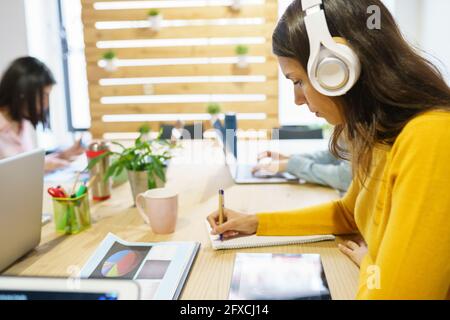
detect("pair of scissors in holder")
(47, 186), (68, 198)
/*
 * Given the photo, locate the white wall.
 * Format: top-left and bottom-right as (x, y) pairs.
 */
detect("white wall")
(391, 0), (422, 46)
(420, 0), (450, 83)
(387, 0), (450, 83)
(382, 0), (396, 14)
(0, 0), (29, 73)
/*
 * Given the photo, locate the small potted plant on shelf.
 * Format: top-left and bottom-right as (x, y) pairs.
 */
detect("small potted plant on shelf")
(148, 9), (163, 31)
(230, 0), (242, 11)
(102, 50), (118, 72)
(87, 125), (173, 206)
(235, 45), (249, 68)
(207, 102), (222, 125)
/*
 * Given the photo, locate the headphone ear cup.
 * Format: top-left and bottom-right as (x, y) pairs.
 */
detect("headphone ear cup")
(316, 56), (349, 91)
(312, 43), (361, 96)
(334, 42), (361, 89)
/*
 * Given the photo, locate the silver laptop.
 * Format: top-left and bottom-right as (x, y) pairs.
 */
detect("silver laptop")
(224, 146), (297, 184)
(0, 149), (45, 272)
(0, 277), (140, 300)
(216, 127), (297, 184)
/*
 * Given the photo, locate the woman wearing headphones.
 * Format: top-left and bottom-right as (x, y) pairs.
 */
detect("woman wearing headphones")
(208, 0), (450, 299)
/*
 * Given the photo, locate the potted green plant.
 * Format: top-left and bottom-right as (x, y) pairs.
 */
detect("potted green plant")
(207, 103), (222, 125)
(235, 45), (249, 68)
(87, 125), (172, 205)
(102, 50), (117, 72)
(148, 9), (163, 31)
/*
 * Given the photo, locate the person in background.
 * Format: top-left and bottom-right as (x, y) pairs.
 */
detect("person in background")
(171, 119), (185, 143)
(253, 149), (352, 192)
(0, 57), (85, 172)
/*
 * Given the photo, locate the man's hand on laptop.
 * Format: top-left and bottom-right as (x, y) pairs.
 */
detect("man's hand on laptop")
(257, 151), (289, 162)
(252, 151), (289, 176)
(44, 155), (70, 173)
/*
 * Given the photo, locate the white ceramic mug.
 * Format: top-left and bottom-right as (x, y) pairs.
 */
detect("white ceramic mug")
(136, 188), (178, 234)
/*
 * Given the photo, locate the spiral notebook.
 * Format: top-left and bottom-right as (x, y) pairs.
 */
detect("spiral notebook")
(205, 221), (335, 250)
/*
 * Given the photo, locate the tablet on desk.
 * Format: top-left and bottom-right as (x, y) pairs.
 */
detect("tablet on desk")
(229, 253), (331, 300)
(0, 277), (139, 300)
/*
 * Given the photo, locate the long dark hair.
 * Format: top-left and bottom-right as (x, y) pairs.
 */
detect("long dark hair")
(0, 57), (56, 127)
(272, 0), (450, 183)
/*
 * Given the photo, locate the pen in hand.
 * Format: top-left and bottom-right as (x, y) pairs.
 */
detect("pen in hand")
(218, 189), (224, 241)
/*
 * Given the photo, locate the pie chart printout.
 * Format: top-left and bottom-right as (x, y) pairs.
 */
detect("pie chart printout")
(101, 250), (140, 278)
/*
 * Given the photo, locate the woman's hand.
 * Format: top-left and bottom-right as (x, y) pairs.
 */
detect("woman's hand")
(338, 237), (368, 267)
(252, 151), (289, 175)
(59, 139), (85, 161)
(207, 208), (259, 239)
(44, 156), (70, 173)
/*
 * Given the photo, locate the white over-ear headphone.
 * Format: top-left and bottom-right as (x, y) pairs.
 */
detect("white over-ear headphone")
(301, 0), (361, 96)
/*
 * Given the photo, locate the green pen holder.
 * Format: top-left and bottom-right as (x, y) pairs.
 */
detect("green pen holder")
(52, 193), (91, 234)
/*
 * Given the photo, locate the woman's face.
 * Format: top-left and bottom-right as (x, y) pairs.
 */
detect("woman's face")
(42, 85), (52, 112)
(21, 86), (53, 120)
(27, 85), (52, 121)
(277, 56), (344, 125)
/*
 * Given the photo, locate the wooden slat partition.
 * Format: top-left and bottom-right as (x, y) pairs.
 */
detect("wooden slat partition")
(90, 99), (279, 116)
(85, 44), (271, 62)
(82, 5), (278, 23)
(84, 25), (274, 42)
(81, 0), (279, 139)
(89, 81), (278, 99)
(86, 61), (278, 81)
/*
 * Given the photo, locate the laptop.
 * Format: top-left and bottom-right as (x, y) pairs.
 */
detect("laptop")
(0, 277), (139, 300)
(214, 117), (297, 184)
(0, 149), (45, 272)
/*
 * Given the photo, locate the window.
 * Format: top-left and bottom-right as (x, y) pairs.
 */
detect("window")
(59, 0), (91, 130)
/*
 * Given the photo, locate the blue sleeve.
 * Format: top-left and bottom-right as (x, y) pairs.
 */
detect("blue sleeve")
(286, 151), (352, 192)
(298, 149), (341, 165)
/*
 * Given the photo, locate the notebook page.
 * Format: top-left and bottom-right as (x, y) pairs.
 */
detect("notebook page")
(205, 221), (335, 250)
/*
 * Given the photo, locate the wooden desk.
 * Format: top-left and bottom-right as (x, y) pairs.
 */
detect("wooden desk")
(4, 140), (359, 299)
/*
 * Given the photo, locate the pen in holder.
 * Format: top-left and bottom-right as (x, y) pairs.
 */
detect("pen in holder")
(52, 192), (91, 234)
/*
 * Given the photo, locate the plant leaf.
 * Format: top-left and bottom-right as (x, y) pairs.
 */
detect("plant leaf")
(86, 151), (111, 171)
(110, 141), (126, 150)
(104, 161), (120, 181)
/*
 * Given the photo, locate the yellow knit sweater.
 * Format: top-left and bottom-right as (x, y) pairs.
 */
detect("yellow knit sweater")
(256, 111), (450, 299)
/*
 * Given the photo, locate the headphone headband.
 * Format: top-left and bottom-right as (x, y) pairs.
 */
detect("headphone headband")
(301, 0), (361, 96)
(302, 0), (323, 11)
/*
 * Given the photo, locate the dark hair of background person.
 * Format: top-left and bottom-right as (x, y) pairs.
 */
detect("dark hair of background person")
(0, 56), (56, 128)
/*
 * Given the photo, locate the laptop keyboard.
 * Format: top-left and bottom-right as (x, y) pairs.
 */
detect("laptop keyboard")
(236, 164), (285, 180)
(236, 164), (256, 179)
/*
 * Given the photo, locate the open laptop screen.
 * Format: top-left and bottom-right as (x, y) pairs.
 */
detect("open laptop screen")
(0, 290), (119, 300)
